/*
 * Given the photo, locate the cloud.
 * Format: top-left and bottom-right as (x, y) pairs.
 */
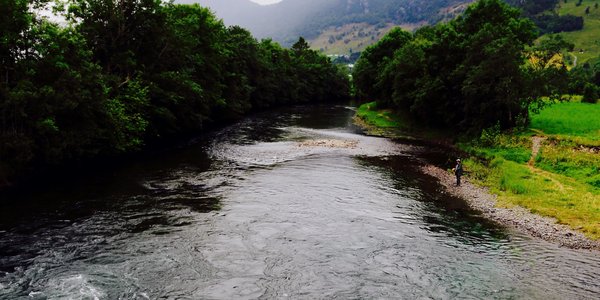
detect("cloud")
(250, 0), (282, 5)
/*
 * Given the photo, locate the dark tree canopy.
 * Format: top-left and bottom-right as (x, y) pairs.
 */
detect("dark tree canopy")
(354, 0), (569, 134)
(505, 0), (584, 34)
(0, 0), (350, 185)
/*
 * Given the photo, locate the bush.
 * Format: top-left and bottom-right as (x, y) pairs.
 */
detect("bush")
(479, 123), (502, 147)
(582, 83), (599, 103)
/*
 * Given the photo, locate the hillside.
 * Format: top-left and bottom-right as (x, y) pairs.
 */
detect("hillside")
(185, 0), (600, 58)
(504, 0), (600, 66)
(186, 0), (474, 52)
(309, 23), (400, 55)
(557, 0), (600, 65)
(310, 1), (472, 55)
(186, 0), (336, 45)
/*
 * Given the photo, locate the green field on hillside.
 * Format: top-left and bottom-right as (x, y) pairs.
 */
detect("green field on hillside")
(558, 0), (600, 64)
(530, 101), (600, 141)
(309, 23), (399, 55)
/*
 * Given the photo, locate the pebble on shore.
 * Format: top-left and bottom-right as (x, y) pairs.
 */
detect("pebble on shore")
(297, 139), (358, 149)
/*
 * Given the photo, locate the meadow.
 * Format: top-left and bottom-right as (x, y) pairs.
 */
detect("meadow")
(530, 101), (600, 142)
(558, 0), (600, 65)
(465, 101), (600, 239)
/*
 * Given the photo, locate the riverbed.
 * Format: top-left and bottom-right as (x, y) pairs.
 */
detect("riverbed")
(1, 105), (599, 299)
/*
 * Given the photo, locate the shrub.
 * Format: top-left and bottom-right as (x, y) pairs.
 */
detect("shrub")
(582, 83), (599, 103)
(479, 123), (502, 147)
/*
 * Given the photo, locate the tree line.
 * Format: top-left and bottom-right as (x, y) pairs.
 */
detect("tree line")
(353, 0), (570, 134)
(569, 58), (600, 103)
(505, 0), (584, 34)
(0, 0), (350, 185)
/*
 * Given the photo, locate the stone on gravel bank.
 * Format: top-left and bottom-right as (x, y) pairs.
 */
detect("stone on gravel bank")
(297, 139), (358, 149)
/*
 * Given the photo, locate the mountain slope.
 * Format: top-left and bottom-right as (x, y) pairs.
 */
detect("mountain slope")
(187, 0), (338, 43)
(185, 0), (474, 50)
(557, 0), (600, 65)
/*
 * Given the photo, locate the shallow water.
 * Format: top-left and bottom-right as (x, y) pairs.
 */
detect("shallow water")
(1, 105), (599, 299)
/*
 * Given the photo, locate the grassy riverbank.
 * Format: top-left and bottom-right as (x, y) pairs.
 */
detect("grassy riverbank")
(354, 102), (450, 141)
(356, 101), (600, 240)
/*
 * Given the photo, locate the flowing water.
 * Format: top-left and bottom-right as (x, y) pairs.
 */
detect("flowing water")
(1, 105), (599, 299)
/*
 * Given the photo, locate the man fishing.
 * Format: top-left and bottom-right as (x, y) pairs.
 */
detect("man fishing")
(453, 159), (463, 186)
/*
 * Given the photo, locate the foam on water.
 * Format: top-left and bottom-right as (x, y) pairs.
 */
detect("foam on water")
(45, 274), (105, 299)
(211, 127), (412, 167)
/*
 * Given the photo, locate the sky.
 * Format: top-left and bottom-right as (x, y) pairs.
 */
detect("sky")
(250, 0), (282, 5)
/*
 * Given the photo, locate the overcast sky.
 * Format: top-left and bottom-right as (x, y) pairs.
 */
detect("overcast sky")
(250, 0), (282, 5)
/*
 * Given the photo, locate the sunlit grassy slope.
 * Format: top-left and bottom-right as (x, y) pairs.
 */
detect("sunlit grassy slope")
(308, 23), (400, 55)
(530, 101), (600, 141)
(464, 101), (600, 239)
(558, 0), (600, 64)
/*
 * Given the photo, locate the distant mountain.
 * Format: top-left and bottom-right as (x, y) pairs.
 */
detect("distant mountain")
(182, 0), (474, 48)
(181, 0), (337, 44)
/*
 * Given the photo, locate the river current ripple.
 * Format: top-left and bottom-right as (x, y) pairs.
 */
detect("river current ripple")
(1, 105), (599, 299)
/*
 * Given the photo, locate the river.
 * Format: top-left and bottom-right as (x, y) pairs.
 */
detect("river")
(1, 105), (599, 299)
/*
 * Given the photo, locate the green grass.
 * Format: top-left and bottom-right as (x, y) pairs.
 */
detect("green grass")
(530, 101), (600, 141)
(459, 135), (532, 164)
(463, 100), (600, 239)
(465, 157), (600, 239)
(536, 144), (600, 190)
(355, 101), (451, 140)
(456, 100), (600, 239)
(356, 101), (408, 129)
(528, 101), (599, 192)
(558, 0), (600, 65)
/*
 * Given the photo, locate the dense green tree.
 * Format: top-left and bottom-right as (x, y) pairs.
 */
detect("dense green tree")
(251, 39), (288, 108)
(0, 0), (350, 185)
(353, 28), (412, 102)
(0, 0), (35, 178)
(582, 82), (599, 103)
(145, 3), (226, 136)
(506, 0), (584, 34)
(454, 0), (539, 129)
(354, 0), (569, 133)
(65, 0), (167, 76)
(219, 26), (259, 119)
(290, 37), (349, 103)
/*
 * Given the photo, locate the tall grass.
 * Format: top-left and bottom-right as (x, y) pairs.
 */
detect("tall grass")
(466, 157), (600, 239)
(462, 100), (600, 239)
(460, 134), (532, 164)
(356, 102), (408, 129)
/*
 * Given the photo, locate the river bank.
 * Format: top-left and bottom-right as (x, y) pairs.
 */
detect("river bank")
(421, 164), (600, 250)
(354, 102), (600, 251)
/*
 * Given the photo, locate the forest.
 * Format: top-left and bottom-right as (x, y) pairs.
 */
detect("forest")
(506, 0), (584, 34)
(353, 0), (571, 133)
(298, 0), (472, 40)
(0, 0), (350, 185)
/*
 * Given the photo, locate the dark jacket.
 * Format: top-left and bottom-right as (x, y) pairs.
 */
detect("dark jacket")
(455, 163), (463, 176)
